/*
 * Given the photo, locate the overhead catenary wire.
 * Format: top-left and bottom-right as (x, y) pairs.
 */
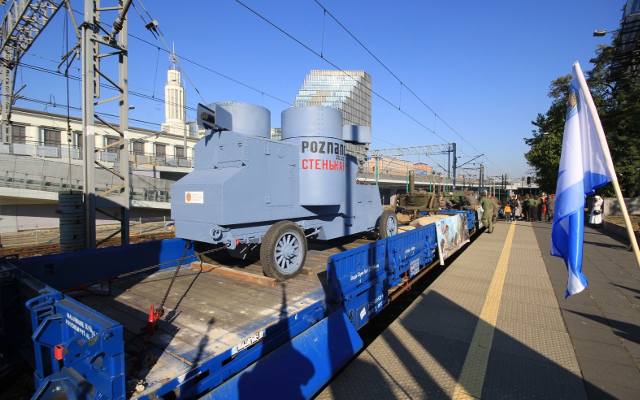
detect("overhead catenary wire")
(234, 0), (449, 144)
(63, 8), (73, 185)
(311, 0), (496, 168)
(131, 0), (207, 104)
(66, 6), (292, 107)
(65, 3), (433, 157)
(128, 32), (293, 106)
(17, 62), (198, 112)
(17, 95), (165, 130)
(48, 3), (465, 170)
(151, 45), (160, 99)
(16, 61), (199, 140)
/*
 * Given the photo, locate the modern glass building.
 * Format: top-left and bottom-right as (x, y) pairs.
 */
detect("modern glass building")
(270, 128), (282, 141)
(294, 70), (372, 127)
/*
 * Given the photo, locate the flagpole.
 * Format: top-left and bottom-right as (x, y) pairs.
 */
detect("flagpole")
(573, 62), (640, 268)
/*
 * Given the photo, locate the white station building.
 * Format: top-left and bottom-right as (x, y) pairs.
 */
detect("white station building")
(0, 52), (203, 233)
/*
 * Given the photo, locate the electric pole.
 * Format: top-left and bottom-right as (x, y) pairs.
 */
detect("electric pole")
(451, 142), (457, 191)
(0, 1), (66, 144)
(81, 0), (132, 248)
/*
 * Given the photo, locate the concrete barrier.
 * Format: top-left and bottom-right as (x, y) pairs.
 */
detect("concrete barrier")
(604, 197), (640, 216)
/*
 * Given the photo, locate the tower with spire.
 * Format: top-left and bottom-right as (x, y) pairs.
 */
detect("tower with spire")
(161, 44), (187, 136)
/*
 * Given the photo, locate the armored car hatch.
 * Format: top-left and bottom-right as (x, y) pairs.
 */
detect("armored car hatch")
(171, 101), (397, 280)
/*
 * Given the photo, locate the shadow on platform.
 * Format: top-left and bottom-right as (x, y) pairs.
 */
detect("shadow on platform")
(532, 221), (640, 399)
(322, 290), (613, 399)
(583, 240), (629, 250)
(568, 310), (640, 346)
(612, 283), (640, 299)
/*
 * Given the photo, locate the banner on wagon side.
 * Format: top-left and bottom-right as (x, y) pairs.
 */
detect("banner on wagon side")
(476, 207), (484, 229)
(435, 214), (470, 265)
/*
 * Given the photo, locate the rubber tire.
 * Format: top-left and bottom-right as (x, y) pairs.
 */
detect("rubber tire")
(260, 221), (307, 281)
(378, 210), (398, 239)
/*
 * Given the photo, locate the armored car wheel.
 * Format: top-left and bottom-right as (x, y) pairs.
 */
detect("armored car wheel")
(378, 210), (398, 239)
(261, 221), (307, 281)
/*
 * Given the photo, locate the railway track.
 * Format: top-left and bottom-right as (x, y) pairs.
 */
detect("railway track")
(0, 231), (175, 258)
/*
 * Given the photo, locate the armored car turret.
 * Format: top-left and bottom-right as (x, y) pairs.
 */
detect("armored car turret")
(171, 102), (397, 280)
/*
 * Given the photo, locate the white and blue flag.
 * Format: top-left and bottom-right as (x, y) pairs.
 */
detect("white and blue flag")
(551, 62), (614, 297)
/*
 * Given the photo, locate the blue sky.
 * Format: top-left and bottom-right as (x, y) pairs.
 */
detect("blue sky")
(11, 0), (623, 179)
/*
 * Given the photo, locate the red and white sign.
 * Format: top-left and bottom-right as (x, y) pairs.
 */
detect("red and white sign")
(301, 159), (344, 171)
(185, 191), (204, 204)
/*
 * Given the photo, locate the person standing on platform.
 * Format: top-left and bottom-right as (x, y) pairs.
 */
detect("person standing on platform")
(589, 195), (604, 225)
(547, 194), (555, 222)
(504, 201), (512, 221)
(540, 193), (548, 221)
(529, 195), (538, 222)
(480, 191), (495, 233)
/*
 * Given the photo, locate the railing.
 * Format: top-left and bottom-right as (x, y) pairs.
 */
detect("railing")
(359, 171), (443, 184)
(0, 140), (193, 168)
(357, 171), (482, 188)
(0, 153), (174, 204)
(0, 140), (79, 159)
(130, 152), (192, 168)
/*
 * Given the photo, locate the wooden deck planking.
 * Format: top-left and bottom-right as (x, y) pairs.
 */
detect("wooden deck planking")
(72, 235), (372, 394)
(112, 274), (281, 334)
(138, 266), (315, 314)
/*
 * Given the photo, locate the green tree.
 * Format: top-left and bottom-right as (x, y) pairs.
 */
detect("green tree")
(525, 43), (640, 197)
(524, 76), (570, 193)
(589, 45), (640, 197)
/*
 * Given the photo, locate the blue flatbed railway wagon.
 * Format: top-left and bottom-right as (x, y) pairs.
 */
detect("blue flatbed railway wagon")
(0, 213), (476, 399)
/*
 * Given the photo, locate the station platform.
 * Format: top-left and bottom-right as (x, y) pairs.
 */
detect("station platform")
(317, 221), (640, 399)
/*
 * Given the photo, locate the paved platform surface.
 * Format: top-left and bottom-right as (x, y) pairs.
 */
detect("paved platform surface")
(317, 221), (640, 399)
(535, 222), (640, 399)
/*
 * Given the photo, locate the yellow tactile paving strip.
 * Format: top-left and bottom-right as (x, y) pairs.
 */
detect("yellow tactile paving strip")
(451, 222), (516, 399)
(318, 222), (585, 400)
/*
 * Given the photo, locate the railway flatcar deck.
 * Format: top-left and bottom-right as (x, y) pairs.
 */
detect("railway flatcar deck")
(69, 237), (372, 395)
(1, 211), (476, 399)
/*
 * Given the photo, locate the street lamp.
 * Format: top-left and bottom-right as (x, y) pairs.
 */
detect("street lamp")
(593, 28), (620, 37)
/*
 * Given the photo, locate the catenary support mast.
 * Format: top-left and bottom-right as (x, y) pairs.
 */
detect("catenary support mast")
(81, 0), (132, 248)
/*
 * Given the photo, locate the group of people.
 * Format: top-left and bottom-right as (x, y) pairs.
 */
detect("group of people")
(480, 191), (610, 229)
(478, 191), (552, 233)
(502, 193), (555, 222)
(478, 191), (612, 233)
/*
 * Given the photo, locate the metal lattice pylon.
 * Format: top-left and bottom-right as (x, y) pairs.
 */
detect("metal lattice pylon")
(0, 0), (65, 143)
(79, 0), (132, 248)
